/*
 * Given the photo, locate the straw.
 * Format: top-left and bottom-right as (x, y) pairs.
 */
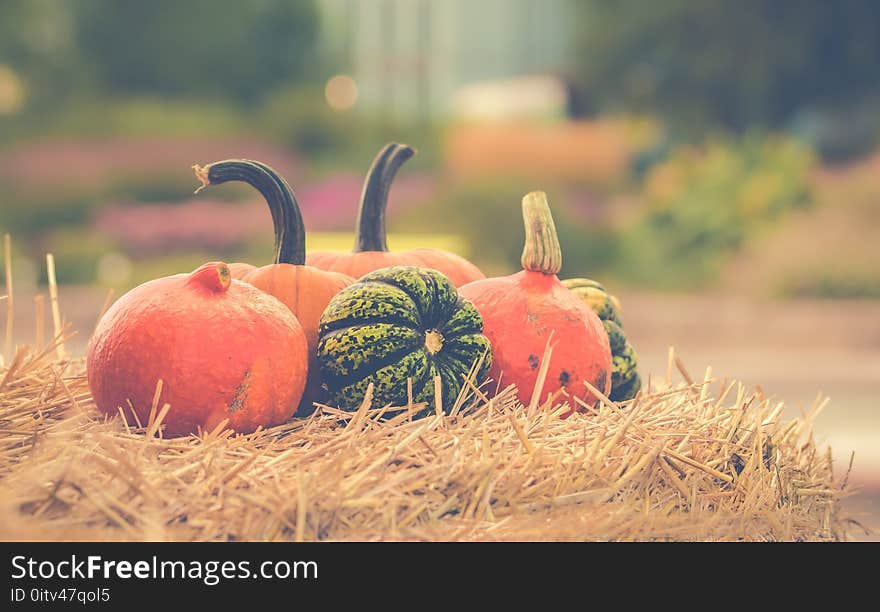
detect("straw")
(0, 276), (857, 542)
(3, 234), (13, 366)
(45, 254), (65, 360)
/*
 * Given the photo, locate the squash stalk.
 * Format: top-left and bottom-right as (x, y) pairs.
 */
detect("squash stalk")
(520, 191), (562, 275)
(193, 160), (306, 266)
(354, 142), (415, 252)
(424, 329), (444, 354)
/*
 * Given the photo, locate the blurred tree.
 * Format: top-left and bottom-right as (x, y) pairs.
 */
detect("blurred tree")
(0, 0), (82, 112)
(74, 0), (320, 103)
(572, 0), (880, 137)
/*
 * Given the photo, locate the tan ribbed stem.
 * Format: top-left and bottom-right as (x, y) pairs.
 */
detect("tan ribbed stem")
(520, 191), (562, 274)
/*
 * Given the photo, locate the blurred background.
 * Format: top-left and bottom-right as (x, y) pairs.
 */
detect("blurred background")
(1, 0), (878, 538)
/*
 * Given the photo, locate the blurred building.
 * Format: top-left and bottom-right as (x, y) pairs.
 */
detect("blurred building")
(318, 0), (574, 121)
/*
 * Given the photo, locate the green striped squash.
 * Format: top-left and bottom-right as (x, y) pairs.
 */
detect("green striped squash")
(317, 266), (491, 415)
(602, 319), (627, 355)
(562, 278), (622, 326)
(563, 277), (641, 402)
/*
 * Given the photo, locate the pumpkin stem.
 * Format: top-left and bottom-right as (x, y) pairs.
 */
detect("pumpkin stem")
(354, 142), (416, 252)
(188, 261), (232, 293)
(520, 191), (562, 275)
(192, 160), (306, 266)
(424, 329), (444, 355)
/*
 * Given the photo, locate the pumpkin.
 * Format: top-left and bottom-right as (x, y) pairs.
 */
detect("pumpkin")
(193, 160), (354, 413)
(306, 142), (485, 287)
(562, 278), (642, 402)
(316, 266), (491, 416)
(459, 192), (611, 414)
(561, 278), (622, 325)
(87, 261), (308, 437)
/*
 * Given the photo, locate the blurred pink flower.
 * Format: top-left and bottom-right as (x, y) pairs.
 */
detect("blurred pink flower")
(93, 171), (437, 254)
(0, 137), (304, 190)
(95, 199), (270, 254)
(296, 171), (437, 230)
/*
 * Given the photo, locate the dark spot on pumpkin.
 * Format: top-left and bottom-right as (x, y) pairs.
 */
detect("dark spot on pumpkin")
(229, 369), (251, 413)
(528, 354), (540, 370)
(559, 370), (571, 386)
(595, 370), (607, 396)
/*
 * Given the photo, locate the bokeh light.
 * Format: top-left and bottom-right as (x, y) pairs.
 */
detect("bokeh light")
(0, 65), (25, 114)
(96, 252), (133, 287)
(324, 74), (358, 111)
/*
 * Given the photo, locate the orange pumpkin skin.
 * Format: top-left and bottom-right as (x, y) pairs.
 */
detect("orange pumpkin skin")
(458, 191), (611, 414)
(193, 159), (355, 413)
(307, 249), (484, 287)
(306, 142), (484, 287)
(460, 270), (610, 409)
(241, 263), (353, 409)
(242, 264), (352, 352)
(228, 262), (257, 279)
(87, 262), (308, 437)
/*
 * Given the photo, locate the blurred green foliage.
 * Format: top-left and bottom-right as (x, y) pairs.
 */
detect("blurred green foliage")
(38, 228), (116, 285)
(261, 86), (355, 158)
(0, 169), (203, 234)
(0, 0), (83, 113)
(393, 181), (617, 279)
(614, 135), (814, 290)
(0, 97), (248, 144)
(1, 0), (320, 105)
(0, 0), (877, 299)
(573, 0), (880, 152)
(777, 272), (880, 300)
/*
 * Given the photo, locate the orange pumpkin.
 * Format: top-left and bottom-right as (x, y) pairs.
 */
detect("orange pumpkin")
(306, 142), (485, 286)
(193, 160), (354, 413)
(88, 261), (308, 437)
(459, 192), (612, 415)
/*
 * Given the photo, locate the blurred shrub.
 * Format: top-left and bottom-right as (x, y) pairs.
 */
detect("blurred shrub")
(394, 181), (529, 276)
(1, 97), (247, 144)
(74, 0), (318, 103)
(260, 87), (356, 158)
(39, 227), (117, 284)
(107, 172), (203, 204)
(259, 86), (446, 171)
(125, 252), (224, 289)
(394, 180), (617, 278)
(778, 270), (880, 300)
(0, 191), (93, 233)
(615, 134), (815, 289)
(0, 170), (208, 235)
(94, 199), (269, 256)
(573, 0), (880, 144)
(788, 102), (880, 163)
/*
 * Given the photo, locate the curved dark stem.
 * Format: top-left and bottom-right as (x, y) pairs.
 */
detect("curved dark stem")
(354, 142), (416, 252)
(194, 159), (305, 265)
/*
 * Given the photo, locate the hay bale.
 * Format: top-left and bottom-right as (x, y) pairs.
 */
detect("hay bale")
(0, 334), (853, 542)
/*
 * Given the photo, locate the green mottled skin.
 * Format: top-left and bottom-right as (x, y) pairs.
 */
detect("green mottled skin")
(603, 319), (627, 354)
(317, 266), (491, 414)
(611, 343), (639, 388)
(562, 278), (606, 293)
(610, 369), (641, 402)
(564, 278), (641, 402)
(319, 323), (421, 381)
(564, 283), (622, 326)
